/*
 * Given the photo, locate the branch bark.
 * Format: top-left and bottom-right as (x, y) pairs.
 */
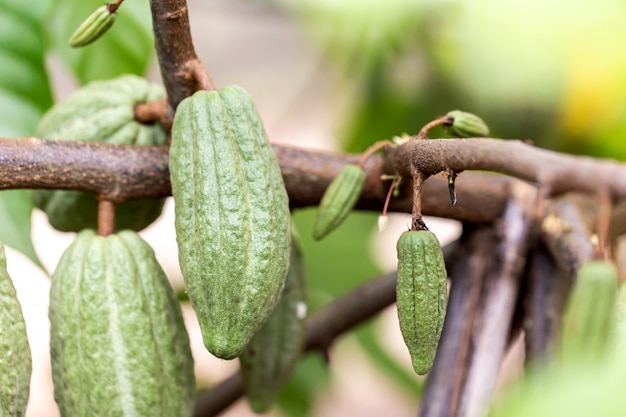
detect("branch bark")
(386, 138), (626, 198)
(4, 137), (626, 228)
(149, 0), (213, 110)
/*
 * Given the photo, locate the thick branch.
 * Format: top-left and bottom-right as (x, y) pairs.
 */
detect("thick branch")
(0, 137), (508, 220)
(0, 138), (170, 203)
(3, 137), (626, 227)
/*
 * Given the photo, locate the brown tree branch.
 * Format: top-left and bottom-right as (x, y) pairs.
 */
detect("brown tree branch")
(521, 242), (567, 366)
(0, 137), (510, 221)
(386, 138), (626, 199)
(457, 182), (537, 417)
(5, 137), (626, 227)
(149, 0), (213, 109)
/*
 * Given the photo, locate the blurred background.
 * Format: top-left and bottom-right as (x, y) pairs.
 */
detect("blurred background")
(3, 0), (626, 415)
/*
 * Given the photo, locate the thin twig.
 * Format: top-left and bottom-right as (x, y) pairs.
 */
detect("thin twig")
(97, 199), (115, 236)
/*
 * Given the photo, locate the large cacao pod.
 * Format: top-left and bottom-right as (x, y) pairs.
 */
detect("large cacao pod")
(49, 229), (195, 416)
(396, 230), (448, 375)
(240, 236), (307, 413)
(169, 85), (291, 360)
(0, 244), (32, 417)
(31, 75), (168, 232)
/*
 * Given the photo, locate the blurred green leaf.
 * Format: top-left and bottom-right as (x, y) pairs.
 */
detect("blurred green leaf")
(355, 320), (422, 397)
(0, 191), (44, 270)
(292, 208), (382, 308)
(46, 0), (154, 83)
(0, 0), (52, 269)
(0, 0), (52, 134)
(277, 353), (331, 417)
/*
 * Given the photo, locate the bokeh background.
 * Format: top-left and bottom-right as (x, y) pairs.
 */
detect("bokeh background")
(3, 0), (626, 415)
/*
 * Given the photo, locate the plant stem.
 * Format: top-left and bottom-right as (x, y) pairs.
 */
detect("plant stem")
(97, 199), (115, 236)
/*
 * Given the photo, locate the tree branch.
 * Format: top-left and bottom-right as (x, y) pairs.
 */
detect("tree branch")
(386, 138), (626, 198)
(0, 137), (510, 221)
(149, 0), (213, 109)
(4, 137), (626, 232)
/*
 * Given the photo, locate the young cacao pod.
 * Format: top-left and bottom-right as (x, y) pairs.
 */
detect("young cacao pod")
(561, 259), (618, 364)
(31, 75), (168, 232)
(169, 85), (291, 359)
(312, 163), (366, 240)
(49, 230), (195, 416)
(240, 236), (307, 413)
(0, 244), (32, 417)
(68, 4), (117, 48)
(396, 230), (448, 375)
(445, 110), (490, 137)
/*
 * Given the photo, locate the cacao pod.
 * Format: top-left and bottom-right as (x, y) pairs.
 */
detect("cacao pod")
(31, 75), (167, 232)
(0, 244), (32, 417)
(49, 229), (195, 416)
(561, 259), (618, 364)
(445, 110), (490, 137)
(312, 163), (366, 240)
(169, 85), (291, 359)
(396, 230), (447, 375)
(68, 4), (117, 48)
(240, 235), (307, 413)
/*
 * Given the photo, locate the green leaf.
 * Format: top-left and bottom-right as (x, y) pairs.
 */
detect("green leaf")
(46, 0), (154, 83)
(0, 0), (52, 269)
(0, 1), (52, 133)
(0, 191), (44, 270)
(292, 208), (382, 308)
(277, 353), (331, 417)
(355, 320), (422, 396)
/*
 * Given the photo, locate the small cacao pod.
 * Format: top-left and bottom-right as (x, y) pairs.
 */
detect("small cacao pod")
(170, 85), (291, 359)
(31, 75), (167, 232)
(49, 229), (195, 416)
(0, 244), (32, 417)
(312, 163), (366, 240)
(240, 236), (307, 413)
(68, 4), (117, 48)
(561, 259), (618, 363)
(396, 230), (448, 375)
(445, 110), (490, 137)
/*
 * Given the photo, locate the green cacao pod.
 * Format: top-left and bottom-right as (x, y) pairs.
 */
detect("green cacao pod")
(445, 110), (490, 137)
(68, 4), (117, 48)
(49, 229), (195, 416)
(0, 244), (32, 417)
(240, 236), (307, 413)
(561, 259), (618, 364)
(312, 163), (366, 240)
(31, 75), (168, 232)
(170, 85), (291, 359)
(396, 230), (448, 375)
